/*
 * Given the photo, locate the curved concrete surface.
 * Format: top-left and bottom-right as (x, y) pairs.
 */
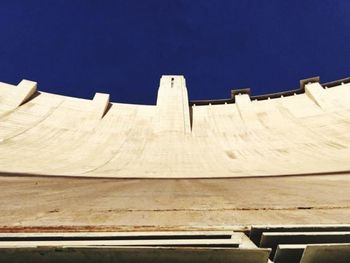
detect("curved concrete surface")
(0, 75), (349, 178)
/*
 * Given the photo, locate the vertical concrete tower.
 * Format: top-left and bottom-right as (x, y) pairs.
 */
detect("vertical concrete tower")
(155, 75), (191, 134)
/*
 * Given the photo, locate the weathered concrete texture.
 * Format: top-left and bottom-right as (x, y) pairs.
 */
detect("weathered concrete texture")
(0, 76), (349, 178)
(0, 174), (349, 230)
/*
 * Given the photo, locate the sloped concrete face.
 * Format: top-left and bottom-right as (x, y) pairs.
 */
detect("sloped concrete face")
(0, 174), (349, 230)
(0, 75), (349, 178)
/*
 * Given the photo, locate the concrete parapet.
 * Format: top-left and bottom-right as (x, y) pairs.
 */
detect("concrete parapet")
(92, 93), (110, 119)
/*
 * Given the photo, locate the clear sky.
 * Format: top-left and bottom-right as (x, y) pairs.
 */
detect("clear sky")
(0, 0), (349, 104)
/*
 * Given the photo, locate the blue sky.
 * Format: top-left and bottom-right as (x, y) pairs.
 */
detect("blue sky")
(0, 0), (349, 104)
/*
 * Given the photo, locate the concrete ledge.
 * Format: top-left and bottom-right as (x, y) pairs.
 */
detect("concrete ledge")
(0, 246), (271, 263)
(250, 225), (350, 246)
(301, 243), (350, 263)
(260, 231), (350, 258)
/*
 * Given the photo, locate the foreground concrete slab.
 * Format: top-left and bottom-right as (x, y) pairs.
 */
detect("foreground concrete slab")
(260, 231), (350, 258)
(300, 244), (350, 263)
(0, 238), (241, 248)
(250, 225), (350, 246)
(274, 243), (350, 263)
(0, 246), (271, 263)
(0, 231), (234, 241)
(273, 245), (306, 263)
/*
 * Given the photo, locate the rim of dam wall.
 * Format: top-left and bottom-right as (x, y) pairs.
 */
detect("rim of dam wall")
(0, 75), (349, 179)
